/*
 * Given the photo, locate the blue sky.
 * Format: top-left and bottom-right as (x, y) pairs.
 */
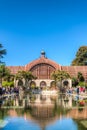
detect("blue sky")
(0, 0), (87, 66)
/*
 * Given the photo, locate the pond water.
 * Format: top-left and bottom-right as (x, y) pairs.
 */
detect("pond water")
(0, 93), (87, 130)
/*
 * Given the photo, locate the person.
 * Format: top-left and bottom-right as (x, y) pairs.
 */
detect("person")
(83, 87), (85, 93)
(77, 86), (79, 94)
(0, 87), (2, 95)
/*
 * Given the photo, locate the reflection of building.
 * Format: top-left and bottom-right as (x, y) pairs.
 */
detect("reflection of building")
(7, 51), (87, 87)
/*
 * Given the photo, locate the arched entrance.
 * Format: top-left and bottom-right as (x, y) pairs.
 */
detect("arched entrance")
(50, 81), (55, 89)
(30, 81), (36, 89)
(18, 80), (23, 87)
(63, 80), (69, 86)
(40, 81), (47, 89)
(62, 80), (70, 93)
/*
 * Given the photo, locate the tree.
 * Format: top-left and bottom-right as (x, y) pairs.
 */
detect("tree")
(71, 46), (87, 66)
(51, 70), (70, 82)
(51, 70), (70, 90)
(0, 65), (11, 87)
(72, 77), (78, 87)
(3, 73), (15, 88)
(0, 43), (6, 64)
(77, 72), (84, 82)
(2, 81), (14, 88)
(72, 72), (85, 87)
(16, 71), (36, 88)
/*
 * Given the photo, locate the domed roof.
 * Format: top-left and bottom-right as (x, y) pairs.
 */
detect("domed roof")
(25, 52), (61, 71)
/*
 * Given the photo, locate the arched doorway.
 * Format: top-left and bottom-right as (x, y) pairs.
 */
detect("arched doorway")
(62, 80), (69, 92)
(63, 80), (69, 86)
(30, 81), (36, 89)
(18, 80), (23, 86)
(50, 81), (55, 89)
(40, 81), (47, 89)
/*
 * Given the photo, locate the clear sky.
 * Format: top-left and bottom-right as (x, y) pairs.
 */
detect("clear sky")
(0, 0), (87, 66)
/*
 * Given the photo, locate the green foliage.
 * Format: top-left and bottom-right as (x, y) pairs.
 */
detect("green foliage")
(51, 70), (70, 90)
(16, 71), (36, 80)
(16, 71), (36, 88)
(78, 82), (85, 87)
(77, 72), (85, 82)
(51, 70), (70, 82)
(2, 81), (14, 87)
(72, 77), (78, 87)
(0, 65), (10, 78)
(85, 82), (87, 88)
(8, 81), (14, 87)
(0, 43), (6, 63)
(72, 72), (85, 87)
(0, 65), (12, 87)
(2, 81), (8, 87)
(71, 46), (87, 65)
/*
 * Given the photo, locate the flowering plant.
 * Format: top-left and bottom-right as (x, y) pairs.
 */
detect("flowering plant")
(79, 100), (85, 106)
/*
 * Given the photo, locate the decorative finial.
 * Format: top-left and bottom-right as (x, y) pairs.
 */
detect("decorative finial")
(41, 50), (45, 57)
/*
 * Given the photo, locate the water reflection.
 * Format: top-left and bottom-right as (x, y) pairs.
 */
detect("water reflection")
(0, 94), (87, 130)
(3, 117), (41, 130)
(46, 118), (77, 130)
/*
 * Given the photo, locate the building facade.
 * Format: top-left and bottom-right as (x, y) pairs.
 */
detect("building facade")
(7, 51), (87, 88)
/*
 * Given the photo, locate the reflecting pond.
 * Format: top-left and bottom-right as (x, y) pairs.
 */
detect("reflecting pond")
(0, 93), (87, 130)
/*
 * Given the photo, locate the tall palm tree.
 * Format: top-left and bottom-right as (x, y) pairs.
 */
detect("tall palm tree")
(0, 43), (6, 64)
(16, 71), (36, 88)
(51, 70), (70, 91)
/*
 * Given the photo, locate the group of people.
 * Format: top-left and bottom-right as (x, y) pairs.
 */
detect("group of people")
(66, 86), (86, 95)
(76, 86), (86, 94)
(0, 86), (19, 96)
